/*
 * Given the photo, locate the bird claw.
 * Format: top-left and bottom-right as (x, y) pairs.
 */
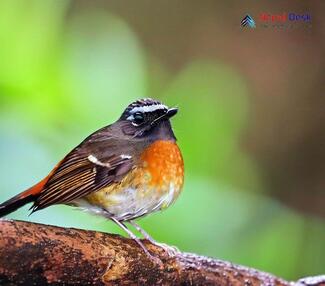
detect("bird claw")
(153, 242), (180, 257)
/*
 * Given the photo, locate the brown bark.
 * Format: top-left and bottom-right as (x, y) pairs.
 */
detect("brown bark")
(0, 219), (323, 286)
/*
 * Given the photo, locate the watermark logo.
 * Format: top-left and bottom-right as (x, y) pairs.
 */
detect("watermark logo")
(241, 15), (256, 28)
(241, 12), (311, 29)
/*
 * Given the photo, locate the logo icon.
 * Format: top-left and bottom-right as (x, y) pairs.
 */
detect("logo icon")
(241, 15), (256, 28)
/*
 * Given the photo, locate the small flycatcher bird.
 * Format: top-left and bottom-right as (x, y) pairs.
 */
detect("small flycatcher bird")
(0, 98), (184, 259)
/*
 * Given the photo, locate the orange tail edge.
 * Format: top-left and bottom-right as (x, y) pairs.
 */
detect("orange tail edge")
(0, 176), (48, 218)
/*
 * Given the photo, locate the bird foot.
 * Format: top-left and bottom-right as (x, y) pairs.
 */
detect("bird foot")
(152, 242), (180, 257)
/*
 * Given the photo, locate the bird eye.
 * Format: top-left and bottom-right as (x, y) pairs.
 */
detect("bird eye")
(132, 112), (145, 125)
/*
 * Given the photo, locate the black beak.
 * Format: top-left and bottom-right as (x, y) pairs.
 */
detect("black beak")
(151, 107), (178, 126)
(166, 108), (178, 118)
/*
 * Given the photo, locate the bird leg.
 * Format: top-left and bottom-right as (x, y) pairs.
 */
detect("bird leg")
(110, 217), (162, 265)
(129, 220), (180, 257)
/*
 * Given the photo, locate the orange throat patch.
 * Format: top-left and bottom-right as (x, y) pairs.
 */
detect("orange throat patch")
(140, 140), (184, 192)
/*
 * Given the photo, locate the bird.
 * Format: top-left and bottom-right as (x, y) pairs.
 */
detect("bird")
(0, 98), (184, 260)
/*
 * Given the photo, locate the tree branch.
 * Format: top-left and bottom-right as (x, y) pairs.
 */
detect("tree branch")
(0, 220), (323, 285)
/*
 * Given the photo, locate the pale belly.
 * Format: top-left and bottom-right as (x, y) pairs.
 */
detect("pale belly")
(78, 141), (184, 221)
(102, 184), (178, 220)
(77, 183), (179, 221)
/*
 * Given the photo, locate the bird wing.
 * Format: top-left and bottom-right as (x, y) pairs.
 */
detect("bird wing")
(31, 132), (134, 212)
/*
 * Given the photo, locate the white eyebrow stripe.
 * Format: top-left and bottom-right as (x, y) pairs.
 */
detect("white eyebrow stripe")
(129, 104), (168, 114)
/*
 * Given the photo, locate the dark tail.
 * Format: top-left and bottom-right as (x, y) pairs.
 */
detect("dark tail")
(0, 176), (50, 217)
(0, 193), (36, 217)
(0, 159), (65, 217)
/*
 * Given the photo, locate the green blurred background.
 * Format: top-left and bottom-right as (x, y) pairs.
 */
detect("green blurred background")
(0, 0), (324, 280)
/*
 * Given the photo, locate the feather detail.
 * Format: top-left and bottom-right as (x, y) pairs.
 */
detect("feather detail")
(31, 145), (133, 212)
